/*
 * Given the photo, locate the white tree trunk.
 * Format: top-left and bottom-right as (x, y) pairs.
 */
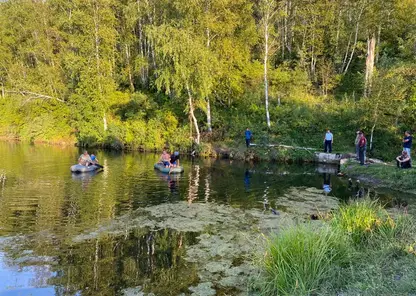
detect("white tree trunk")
(93, 1), (106, 133)
(364, 33), (376, 97)
(343, 6), (364, 74)
(206, 26), (212, 132)
(103, 113), (107, 132)
(206, 97), (212, 132)
(370, 123), (376, 151)
(186, 84), (200, 145)
(264, 22), (271, 128)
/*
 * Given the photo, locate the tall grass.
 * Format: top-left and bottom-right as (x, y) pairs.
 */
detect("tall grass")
(256, 199), (414, 295)
(260, 225), (349, 295)
(331, 199), (410, 246)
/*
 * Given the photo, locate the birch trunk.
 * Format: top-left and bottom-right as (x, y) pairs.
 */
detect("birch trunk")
(206, 26), (212, 132)
(364, 33), (376, 97)
(206, 97), (212, 132)
(264, 22), (271, 129)
(93, 0), (107, 132)
(186, 84), (200, 145)
(343, 6), (364, 74)
(125, 44), (134, 92)
(369, 93), (381, 150)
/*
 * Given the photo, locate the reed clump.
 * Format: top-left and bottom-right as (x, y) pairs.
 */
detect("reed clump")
(256, 199), (416, 295)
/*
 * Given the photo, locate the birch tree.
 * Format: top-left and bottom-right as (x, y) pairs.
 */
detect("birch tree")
(148, 25), (215, 145)
(258, 0), (278, 129)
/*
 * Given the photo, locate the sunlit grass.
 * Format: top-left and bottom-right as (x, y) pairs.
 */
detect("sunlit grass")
(344, 162), (416, 191)
(330, 199), (410, 246)
(256, 199), (416, 295)
(260, 225), (349, 295)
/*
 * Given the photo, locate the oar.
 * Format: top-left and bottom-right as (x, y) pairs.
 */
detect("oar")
(94, 163), (104, 169)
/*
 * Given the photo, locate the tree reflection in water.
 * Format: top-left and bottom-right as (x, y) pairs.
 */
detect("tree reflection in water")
(2, 228), (199, 295)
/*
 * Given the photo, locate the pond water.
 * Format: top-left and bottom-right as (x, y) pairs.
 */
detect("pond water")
(0, 142), (412, 295)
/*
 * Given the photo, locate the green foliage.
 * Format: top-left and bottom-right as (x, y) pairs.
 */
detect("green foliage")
(345, 162), (416, 191)
(257, 200), (416, 295)
(0, 0), (415, 156)
(260, 224), (348, 295)
(331, 199), (409, 246)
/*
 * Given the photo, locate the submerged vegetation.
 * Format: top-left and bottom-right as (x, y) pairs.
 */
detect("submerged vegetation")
(256, 199), (416, 295)
(0, 0), (415, 160)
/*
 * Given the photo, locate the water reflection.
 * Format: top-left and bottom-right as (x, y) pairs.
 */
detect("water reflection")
(244, 169), (251, 192)
(0, 229), (199, 295)
(322, 173), (332, 195)
(155, 171), (181, 194)
(0, 142), (415, 294)
(187, 164), (200, 204)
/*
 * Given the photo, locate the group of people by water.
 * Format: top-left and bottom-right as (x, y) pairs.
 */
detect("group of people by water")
(327, 129), (412, 168)
(246, 127), (412, 169)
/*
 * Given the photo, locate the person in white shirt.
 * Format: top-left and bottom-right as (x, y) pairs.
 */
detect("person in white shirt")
(323, 129), (333, 153)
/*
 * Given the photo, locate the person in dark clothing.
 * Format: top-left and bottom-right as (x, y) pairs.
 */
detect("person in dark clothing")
(170, 151), (180, 167)
(358, 132), (367, 165)
(403, 131), (412, 158)
(169, 151), (180, 174)
(396, 151), (411, 169)
(245, 128), (252, 148)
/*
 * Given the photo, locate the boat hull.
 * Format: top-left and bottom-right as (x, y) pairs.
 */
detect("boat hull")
(70, 164), (101, 173)
(154, 163), (184, 174)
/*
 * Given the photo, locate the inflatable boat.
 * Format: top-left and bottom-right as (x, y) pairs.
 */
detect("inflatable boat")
(70, 164), (102, 173)
(154, 163), (184, 174)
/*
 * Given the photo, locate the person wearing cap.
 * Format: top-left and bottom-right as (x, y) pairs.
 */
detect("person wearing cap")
(357, 131), (367, 165)
(403, 131), (412, 158)
(354, 130), (361, 160)
(170, 151), (180, 168)
(396, 150), (411, 169)
(323, 129), (333, 153)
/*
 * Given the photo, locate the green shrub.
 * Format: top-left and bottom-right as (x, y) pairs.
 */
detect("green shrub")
(260, 224), (349, 295)
(330, 199), (410, 246)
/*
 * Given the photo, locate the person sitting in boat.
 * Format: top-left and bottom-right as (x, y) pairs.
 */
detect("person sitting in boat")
(90, 154), (99, 164)
(396, 150), (411, 169)
(170, 151), (180, 168)
(78, 150), (92, 167)
(159, 150), (171, 168)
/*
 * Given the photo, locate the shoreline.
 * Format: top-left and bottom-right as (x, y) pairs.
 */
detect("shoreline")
(341, 161), (416, 195)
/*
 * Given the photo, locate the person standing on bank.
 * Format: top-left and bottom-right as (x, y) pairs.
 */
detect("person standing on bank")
(403, 131), (412, 158)
(358, 131), (367, 165)
(323, 129), (333, 153)
(245, 128), (252, 148)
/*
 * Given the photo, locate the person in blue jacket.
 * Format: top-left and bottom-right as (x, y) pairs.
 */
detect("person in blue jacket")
(403, 131), (412, 158)
(245, 128), (252, 148)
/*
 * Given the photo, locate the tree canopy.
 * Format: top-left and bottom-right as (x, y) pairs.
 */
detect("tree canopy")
(0, 0), (415, 159)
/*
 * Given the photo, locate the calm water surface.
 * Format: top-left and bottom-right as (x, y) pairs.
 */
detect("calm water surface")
(0, 142), (412, 295)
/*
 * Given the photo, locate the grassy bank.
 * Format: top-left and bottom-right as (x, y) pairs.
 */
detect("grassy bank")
(253, 199), (416, 295)
(341, 161), (416, 193)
